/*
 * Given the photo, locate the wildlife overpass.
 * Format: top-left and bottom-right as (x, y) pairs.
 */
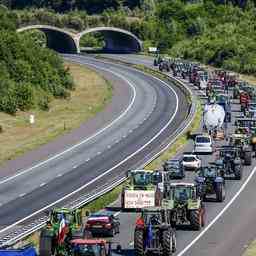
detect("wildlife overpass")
(17, 25), (142, 54)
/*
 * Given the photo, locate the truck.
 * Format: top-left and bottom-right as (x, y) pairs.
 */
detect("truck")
(121, 170), (162, 210)
(203, 103), (226, 139)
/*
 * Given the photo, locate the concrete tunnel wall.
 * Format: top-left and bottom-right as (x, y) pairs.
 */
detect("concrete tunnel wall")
(17, 25), (143, 54)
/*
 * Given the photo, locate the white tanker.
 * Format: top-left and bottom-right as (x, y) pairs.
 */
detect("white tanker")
(203, 103), (226, 134)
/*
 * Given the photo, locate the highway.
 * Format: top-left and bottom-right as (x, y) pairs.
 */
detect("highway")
(0, 55), (192, 241)
(100, 54), (256, 256)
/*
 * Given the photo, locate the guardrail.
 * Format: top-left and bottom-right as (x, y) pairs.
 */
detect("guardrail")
(0, 60), (197, 248)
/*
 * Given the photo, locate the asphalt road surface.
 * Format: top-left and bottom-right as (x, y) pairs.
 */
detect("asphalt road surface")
(99, 54), (256, 256)
(0, 55), (191, 240)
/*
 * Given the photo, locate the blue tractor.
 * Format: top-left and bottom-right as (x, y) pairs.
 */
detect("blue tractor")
(195, 166), (225, 202)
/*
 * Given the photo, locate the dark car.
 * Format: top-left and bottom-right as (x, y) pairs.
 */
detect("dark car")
(85, 211), (120, 237)
(163, 159), (185, 179)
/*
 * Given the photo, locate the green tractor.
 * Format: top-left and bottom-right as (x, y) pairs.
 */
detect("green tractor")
(163, 183), (205, 231)
(121, 170), (162, 210)
(134, 207), (176, 256)
(229, 132), (252, 165)
(39, 208), (88, 256)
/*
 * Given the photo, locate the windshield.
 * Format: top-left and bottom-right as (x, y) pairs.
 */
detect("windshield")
(144, 212), (162, 225)
(183, 156), (196, 162)
(132, 172), (152, 186)
(171, 186), (192, 201)
(74, 244), (101, 256)
(196, 136), (210, 143)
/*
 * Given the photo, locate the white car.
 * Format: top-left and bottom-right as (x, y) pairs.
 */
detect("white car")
(194, 134), (213, 154)
(182, 154), (201, 170)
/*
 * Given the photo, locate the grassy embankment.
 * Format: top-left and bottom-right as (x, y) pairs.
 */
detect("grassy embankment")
(0, 61), (112, 165)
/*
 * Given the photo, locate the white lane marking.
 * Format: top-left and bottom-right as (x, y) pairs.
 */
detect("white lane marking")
(85, 158), (90, 162)
(0, 65), (179, 235)
(114, 211), (121, 217)
(97, 152), (101, 155)
(177, 166), (256, 256)
(57, 174), (63, 177)
(0, 65), (137, 186)
(107, 145), (111, 149)
(40, 183), (46, 187)
(19, 193), (26, 198)
(73, 165), (78, 169)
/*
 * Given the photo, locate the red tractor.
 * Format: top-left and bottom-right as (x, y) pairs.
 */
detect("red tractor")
(240, 91), (250, 114)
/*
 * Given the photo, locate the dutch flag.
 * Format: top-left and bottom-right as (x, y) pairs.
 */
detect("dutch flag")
(58, 214), (67, 244)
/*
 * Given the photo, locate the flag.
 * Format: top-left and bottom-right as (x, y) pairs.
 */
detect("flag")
(58, 214), (67, 244)
(146, 222), (153, 248)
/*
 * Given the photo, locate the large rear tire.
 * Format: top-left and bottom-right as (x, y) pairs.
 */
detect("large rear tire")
(216, 183), (225, 202)
(190, 210), (202, 231)
(134, 229), (144, 256)
(234, 165), (243, 180)
(163, 230), (172, 256)
(244, 151), (252, 166)
(39, 231), (54, 256)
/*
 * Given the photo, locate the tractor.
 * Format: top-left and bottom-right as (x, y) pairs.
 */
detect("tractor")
(235, 118), (256, 151)
(195, 166), (225, 202)
(70, 239), (112, 256)
(121, 170), (162, 209)
(39, 208), (88, 256)
(229, 132), (252, 165)
(134, 207), (176, 256)
(216, 146), (243, 180)
(163, 183), (205, 231)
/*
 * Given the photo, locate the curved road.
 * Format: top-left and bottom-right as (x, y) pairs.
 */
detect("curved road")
(0, 55), (191, 237)
(100, 54), (256, 256)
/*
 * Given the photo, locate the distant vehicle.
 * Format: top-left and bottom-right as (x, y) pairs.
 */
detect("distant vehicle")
(182, 154), (201, 170)
(86, 211), (120, 237)
(194, 135), (213, 154)
(163, 159), (185, 179)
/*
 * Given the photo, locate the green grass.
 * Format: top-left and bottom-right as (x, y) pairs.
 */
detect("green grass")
(0, 61), (112, 165)
(243, 240), (256, 256)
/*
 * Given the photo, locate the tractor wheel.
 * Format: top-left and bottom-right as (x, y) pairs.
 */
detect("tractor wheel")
(39, 231), (54, 256)
(216, 183), (225, 202)
(163, 230), (172, 256)
(134, 229), (144, 256)
(171, 230), (177, 253)
(234, 165), (243, 180)
(244, 151), (252, 166)
(189, 210), (202, 231)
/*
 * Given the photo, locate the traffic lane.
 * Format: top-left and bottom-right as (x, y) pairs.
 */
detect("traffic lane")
(0, 59), (185, 227)
(0, 59), (158, 206)
(0, 58), (132, 181)
(182, 166), (256, 256)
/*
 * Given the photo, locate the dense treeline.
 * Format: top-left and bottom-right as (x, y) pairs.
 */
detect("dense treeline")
(0, 6), (74, 114)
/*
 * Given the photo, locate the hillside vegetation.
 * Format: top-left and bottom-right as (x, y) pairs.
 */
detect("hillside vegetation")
(0, 6), (74, 115)
(4, 0), (256, 76)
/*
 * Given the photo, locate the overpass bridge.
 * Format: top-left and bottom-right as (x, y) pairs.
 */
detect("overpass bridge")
(17, 25), (143, 54)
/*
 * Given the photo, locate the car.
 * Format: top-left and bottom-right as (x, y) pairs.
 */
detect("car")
(85, 211), (120, 237)
(163, 159), (185, 179)
(182, 154), (201, 170)
(194, 134), (213, 154)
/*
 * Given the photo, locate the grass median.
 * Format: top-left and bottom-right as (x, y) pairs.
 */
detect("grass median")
(0, 61), (112, 165)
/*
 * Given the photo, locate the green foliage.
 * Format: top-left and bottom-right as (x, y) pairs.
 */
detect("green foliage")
(0, 8), (74, 115)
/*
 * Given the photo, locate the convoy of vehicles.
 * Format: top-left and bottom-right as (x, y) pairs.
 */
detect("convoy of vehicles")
(3, 56), (256, 256)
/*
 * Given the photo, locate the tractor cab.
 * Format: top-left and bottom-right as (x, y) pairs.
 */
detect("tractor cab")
(127, 170), (154, 190)
(70, 239), (110, 256)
